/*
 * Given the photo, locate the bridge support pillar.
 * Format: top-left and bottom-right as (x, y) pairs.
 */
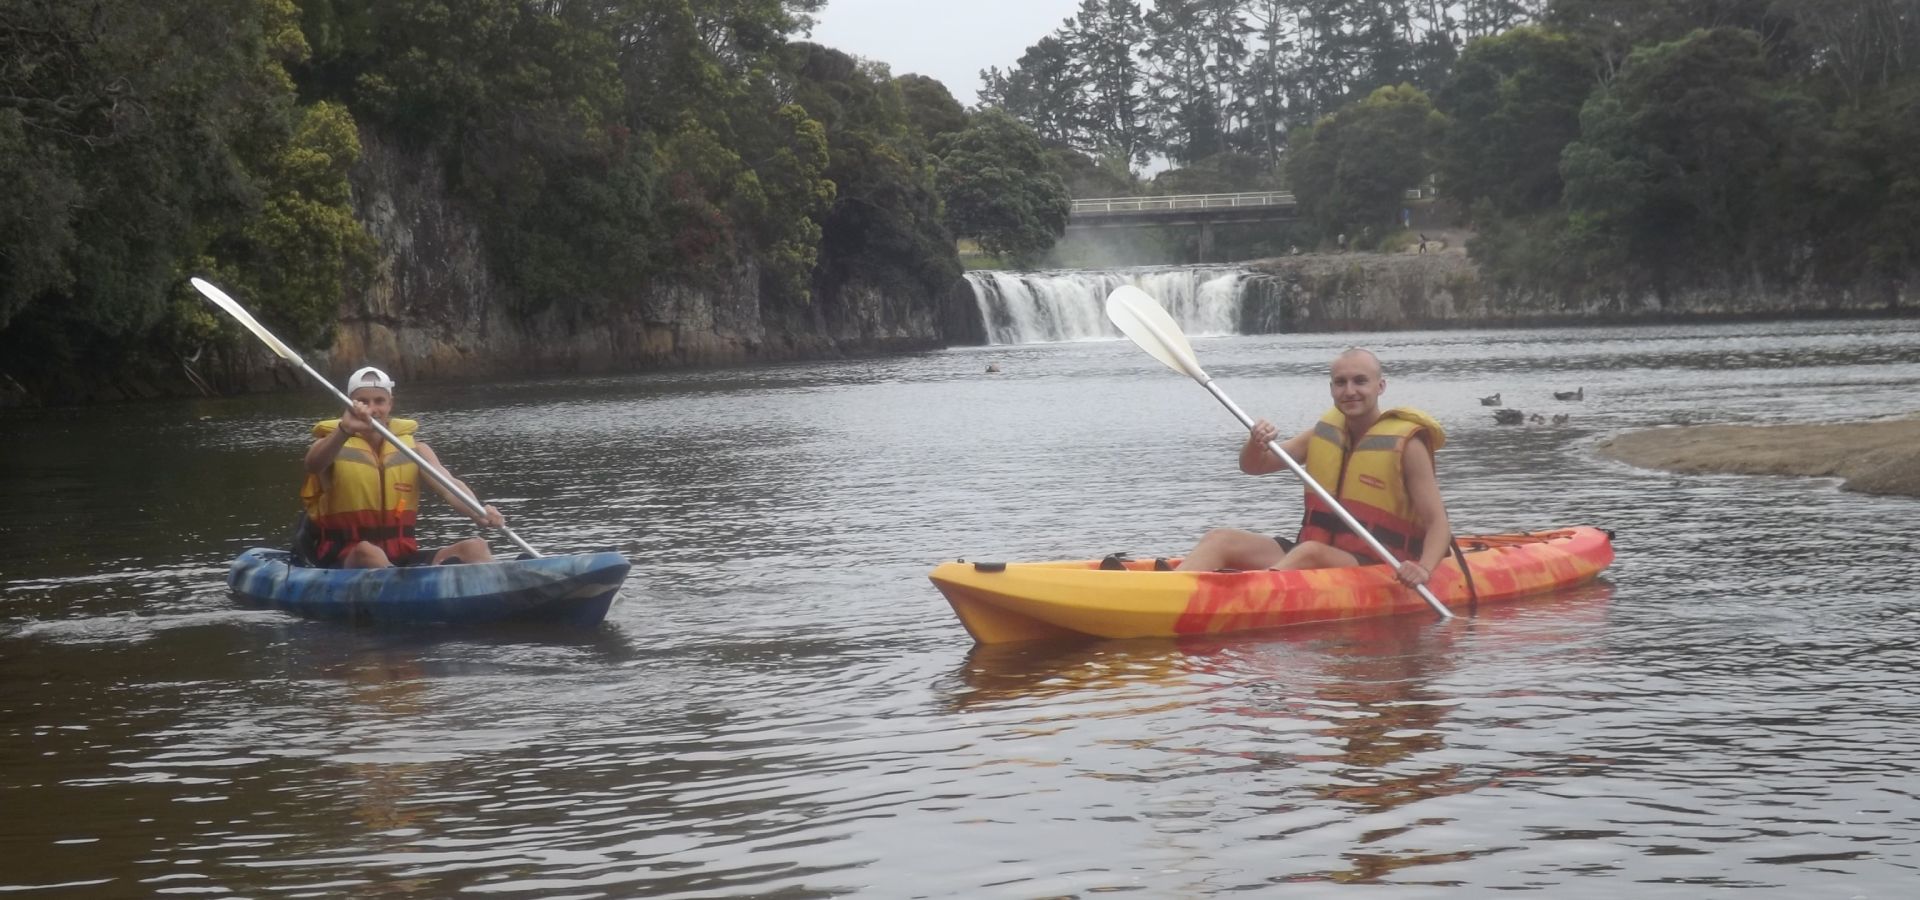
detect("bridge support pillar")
(1198, 222), (1215, 263)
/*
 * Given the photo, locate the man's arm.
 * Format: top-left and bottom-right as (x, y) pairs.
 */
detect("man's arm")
(1401, 435), (1451, 581)
(303, 402), (371, 475)
(413, 442), (504, 527)
(1240, 420), (1311, 475)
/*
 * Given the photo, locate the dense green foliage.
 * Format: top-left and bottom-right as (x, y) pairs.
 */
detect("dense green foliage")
(984, 0), (1920, 297)
(2, 0), (996, 399)
(9, 1), (1919, 399)
(0, 0), (370, 393)
(1288, 85), (1442, 244)
(1432, 26), (1589, 214)
(935, 110), (1071, 266)
(982, 0), (1537, 170)
(788, 44), (957, 302)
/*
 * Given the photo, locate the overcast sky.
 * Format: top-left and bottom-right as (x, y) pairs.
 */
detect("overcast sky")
(806, 0), (1084, 106)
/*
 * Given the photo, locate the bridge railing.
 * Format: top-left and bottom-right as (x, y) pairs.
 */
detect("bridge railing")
(1070, 188), (1428, 216)
(1070, 192), (1294, 215)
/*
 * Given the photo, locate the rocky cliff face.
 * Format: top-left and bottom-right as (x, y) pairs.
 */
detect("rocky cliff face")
(325, 127), (946, 385)
(1240, 245), (1909, 333)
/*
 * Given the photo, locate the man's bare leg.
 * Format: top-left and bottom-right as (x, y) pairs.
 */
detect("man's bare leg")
(342, 541), (393, 569)
(1272, 540), (1361, 571)
(1175, 528), (1292, 571)
(431, 538), (494, 565)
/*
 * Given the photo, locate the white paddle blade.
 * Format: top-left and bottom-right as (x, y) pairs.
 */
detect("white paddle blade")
(1104, 285), (1207, 381)
(190, 277), (303, 364)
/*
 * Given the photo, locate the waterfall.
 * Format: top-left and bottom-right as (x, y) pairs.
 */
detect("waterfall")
(964, 267), (1248, 345)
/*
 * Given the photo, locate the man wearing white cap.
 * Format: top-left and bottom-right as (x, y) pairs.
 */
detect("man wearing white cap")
(296, 366), (505, 568)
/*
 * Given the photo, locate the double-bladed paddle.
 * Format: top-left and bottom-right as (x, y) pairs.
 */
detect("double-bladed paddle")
(1103, 285), (1452, 620)
(190, 277), (543, 558)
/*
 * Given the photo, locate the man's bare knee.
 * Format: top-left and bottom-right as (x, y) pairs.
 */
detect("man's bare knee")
(344, 541), (392, 569)
(1274, 540), (1357, 571)
(435, 538), (493, 565)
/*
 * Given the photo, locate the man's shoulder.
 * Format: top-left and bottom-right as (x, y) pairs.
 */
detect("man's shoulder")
(1382, 408), (1447, 451)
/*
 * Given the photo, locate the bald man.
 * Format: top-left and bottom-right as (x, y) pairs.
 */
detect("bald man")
(1175, 348), (1453, 588)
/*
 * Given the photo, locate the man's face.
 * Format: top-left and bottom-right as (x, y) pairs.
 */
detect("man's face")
(350, 388), (393, 424)
(1328, 355), (1385, 418)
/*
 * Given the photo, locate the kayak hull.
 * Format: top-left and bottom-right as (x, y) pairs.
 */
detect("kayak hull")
(227, 548), (631, 627)
(930, 527), (1614, 644)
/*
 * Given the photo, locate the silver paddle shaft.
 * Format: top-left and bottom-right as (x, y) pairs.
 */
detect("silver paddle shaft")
(297, 358), (542, 559)
(1198, 379), (1451, 618)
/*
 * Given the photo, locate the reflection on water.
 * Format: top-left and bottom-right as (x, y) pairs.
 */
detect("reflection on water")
(4, 319), (1920, 896)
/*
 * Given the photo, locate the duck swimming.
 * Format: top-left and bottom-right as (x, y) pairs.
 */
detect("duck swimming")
(1493, 408), (1525, 425)
(1553, 387), (1584, 401)
(1479, 393), (1501, 406)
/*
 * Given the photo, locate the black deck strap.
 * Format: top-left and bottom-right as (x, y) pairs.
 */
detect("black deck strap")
(1153, 558), (1172, 571)
(1450, 535), (1480, 616)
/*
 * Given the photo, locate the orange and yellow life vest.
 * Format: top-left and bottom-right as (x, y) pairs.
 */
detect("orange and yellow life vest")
(1297, 407), (1446, 562)
(300, 418), (420, 565)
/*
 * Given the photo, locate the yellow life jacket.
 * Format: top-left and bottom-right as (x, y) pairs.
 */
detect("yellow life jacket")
(300, 418), (420, 565)
(1297, 407), (1446, 562)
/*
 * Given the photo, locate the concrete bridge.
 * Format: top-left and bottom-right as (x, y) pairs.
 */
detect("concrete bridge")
(1065, 191), (1299, 261)
(1067, 191), (1299, 228)
(1065, 190), (1428, 261)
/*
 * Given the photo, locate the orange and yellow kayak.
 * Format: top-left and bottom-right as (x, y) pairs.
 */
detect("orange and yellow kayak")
(930, 527), (1614, 644)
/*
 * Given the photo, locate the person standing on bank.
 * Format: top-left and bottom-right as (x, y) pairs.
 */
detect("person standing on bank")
(298, 366), (505, 568)
(1175, 348), (1452, 588)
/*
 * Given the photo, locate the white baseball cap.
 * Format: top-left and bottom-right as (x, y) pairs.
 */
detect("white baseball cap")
(346, 366), (395, 395)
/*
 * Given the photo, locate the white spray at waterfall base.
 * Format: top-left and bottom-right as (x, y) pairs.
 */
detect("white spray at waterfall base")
(964, 267), (1247, 344)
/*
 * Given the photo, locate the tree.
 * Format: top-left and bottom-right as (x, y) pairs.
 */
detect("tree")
(1069, 0), (1151, 165)
(788, 45), (957, 302)
(1558, 28), (1799, 291)
(1050, 147), (1141, 198)
(979, 36), (1089, 150)
(895, 74), (968, 150)
(1798, 76), (1920, 289)
(1288, 84), (1445, 241)
(1142, 0), (1249, 164)
(1435, 26), (1594, 214)
(1151, 152), (1285, 194)
(0, 0), (368, 392)
(1778, 0), (1920, 104)
(935, 110), (1072, 264)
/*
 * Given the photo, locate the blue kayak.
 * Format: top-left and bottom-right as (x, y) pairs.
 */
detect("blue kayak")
(227, 548), (631, 627)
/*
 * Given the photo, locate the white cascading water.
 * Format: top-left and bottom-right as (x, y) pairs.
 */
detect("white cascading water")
(964, 268), (1248, 344)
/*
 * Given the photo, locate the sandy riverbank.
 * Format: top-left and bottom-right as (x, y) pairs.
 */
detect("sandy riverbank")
(1596, 417), (1920, 498)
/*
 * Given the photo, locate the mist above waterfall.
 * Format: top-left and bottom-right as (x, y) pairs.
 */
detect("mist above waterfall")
(964, 267), (1248, 345)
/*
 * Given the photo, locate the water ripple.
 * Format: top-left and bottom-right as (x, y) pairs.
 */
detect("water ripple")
(4, 319), (1920, 896)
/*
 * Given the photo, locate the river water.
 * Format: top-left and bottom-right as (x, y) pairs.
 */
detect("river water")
(4, 318), (1920, 897)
